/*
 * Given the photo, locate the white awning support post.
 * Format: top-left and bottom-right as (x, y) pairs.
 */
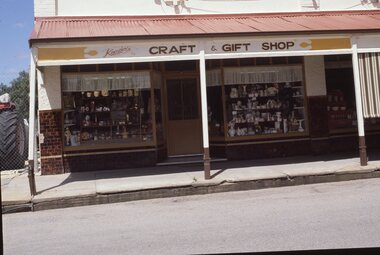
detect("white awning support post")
(199, 50), (211, 179)
(352, 38), (368, 166)
(28, 53), (37, 195)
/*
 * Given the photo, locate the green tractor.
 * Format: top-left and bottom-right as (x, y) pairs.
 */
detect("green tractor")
(0, 93), (28, 170)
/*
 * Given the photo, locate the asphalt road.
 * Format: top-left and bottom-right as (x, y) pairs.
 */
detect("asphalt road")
(3, 178), (380, 254)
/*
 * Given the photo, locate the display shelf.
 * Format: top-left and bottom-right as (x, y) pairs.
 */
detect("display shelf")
(82, 125), (112, 128)
(225, 81), (307, 138)
(63, 88), (153, 148)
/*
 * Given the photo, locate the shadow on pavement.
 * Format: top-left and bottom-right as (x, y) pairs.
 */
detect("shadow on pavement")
(35, 148), (380, 194)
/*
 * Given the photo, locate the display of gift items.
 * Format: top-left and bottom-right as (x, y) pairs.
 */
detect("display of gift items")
(63, 88), (153, 147)
(327, 90), (358, 129)
(226, 82), (306, 137)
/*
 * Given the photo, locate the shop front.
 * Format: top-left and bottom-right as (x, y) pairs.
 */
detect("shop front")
(29, 12), (380, 177)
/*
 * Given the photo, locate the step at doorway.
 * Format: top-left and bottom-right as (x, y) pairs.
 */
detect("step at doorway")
(157, 154), (227, 166)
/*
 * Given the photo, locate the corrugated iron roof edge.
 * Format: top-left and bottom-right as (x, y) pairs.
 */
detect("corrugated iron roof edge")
(29, 29), (380, 48)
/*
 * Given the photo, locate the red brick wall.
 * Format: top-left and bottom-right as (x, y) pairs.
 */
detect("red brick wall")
(39, 110), (64, 175)
(41, 157), (64, 175)
(307, 96), (329, 154)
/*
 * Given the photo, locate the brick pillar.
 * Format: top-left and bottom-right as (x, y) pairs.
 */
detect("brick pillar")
(39, 110), (64, 175)
(308, 96), (329, 154)
(304, 56), (329, 155)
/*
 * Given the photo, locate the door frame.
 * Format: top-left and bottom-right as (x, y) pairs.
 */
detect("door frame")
(163, 74), (203, 156)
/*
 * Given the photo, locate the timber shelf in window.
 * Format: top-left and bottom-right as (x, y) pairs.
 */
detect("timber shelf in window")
(61, 70), (163, 151)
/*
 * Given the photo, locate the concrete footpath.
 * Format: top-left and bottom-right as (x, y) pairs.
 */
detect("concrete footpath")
(2, 152), (380, 213)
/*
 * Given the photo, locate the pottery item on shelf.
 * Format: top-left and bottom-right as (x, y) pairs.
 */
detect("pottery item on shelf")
(84, 115), (91, 126)
(81, 132), (90, 141)
(101, 89), (109, 97)
(90, 101), (95, 112)
(128, 89), (134, 97)
(267, 86), (279, 96)
(64, 128), (71, 146)
(236, 100), (243, 110)
(283, 119), (288, 133)
(242, 85), (247, 97)
(230, 88), (238, 98)
(70, 133), (79, 146)
(86, 92), (92, 98)
(228, 127), (236, 137)
(64, 114), (70, 124)
(122, 126), (128, 139)
(228, 122), (236, 137)
(275, 121), (281, 130)
(134, 89), (139, 97)
(94, 91), (100, 97)
(298, 120), (305, 132)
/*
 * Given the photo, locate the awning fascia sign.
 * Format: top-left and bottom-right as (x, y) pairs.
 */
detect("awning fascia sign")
(356, 34), (380, 54)
(34, 35), (354, 66)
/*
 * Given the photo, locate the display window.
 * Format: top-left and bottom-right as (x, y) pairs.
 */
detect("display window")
(207, 69), (224, 139)
(62, 71), (162, 150)
(223, 65), (307, 139)
(325, 55), (380, 133)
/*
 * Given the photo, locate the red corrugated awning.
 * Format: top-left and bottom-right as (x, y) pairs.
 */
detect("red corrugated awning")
(30, 10), (380, 43)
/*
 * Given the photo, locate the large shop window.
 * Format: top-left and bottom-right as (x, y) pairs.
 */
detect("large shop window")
(207, 69), (224, 139)
(62, 71), (162, 149)
(325, 55), (380, 133)
(223, 66), (307, 138)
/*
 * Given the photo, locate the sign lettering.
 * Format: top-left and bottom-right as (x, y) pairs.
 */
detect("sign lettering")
(222, 43), (251, 52)
(262, 41), (295, 51)
(149, 45), (196, 55)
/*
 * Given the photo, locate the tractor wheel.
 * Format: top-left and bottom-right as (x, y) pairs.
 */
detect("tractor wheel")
(0, 110), (28, 170)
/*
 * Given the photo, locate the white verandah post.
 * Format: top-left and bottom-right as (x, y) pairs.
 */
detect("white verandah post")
(28, 53), (37, 195)
(351, 39), (368, 166)
(199, 50), (211, 179)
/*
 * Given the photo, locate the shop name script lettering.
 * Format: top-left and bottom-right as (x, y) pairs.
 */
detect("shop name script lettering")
(103, 46), (132, 57)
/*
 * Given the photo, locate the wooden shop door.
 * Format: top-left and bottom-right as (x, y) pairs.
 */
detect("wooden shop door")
(165, 78), (202, 156)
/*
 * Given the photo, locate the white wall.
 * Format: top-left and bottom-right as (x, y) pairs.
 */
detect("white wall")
(321, 0), (380, 11)
(38, 66), (61, 111)
(34, 0), (56, 17)
(33, 0), (379, 17)
(304, 56), (327, 97)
